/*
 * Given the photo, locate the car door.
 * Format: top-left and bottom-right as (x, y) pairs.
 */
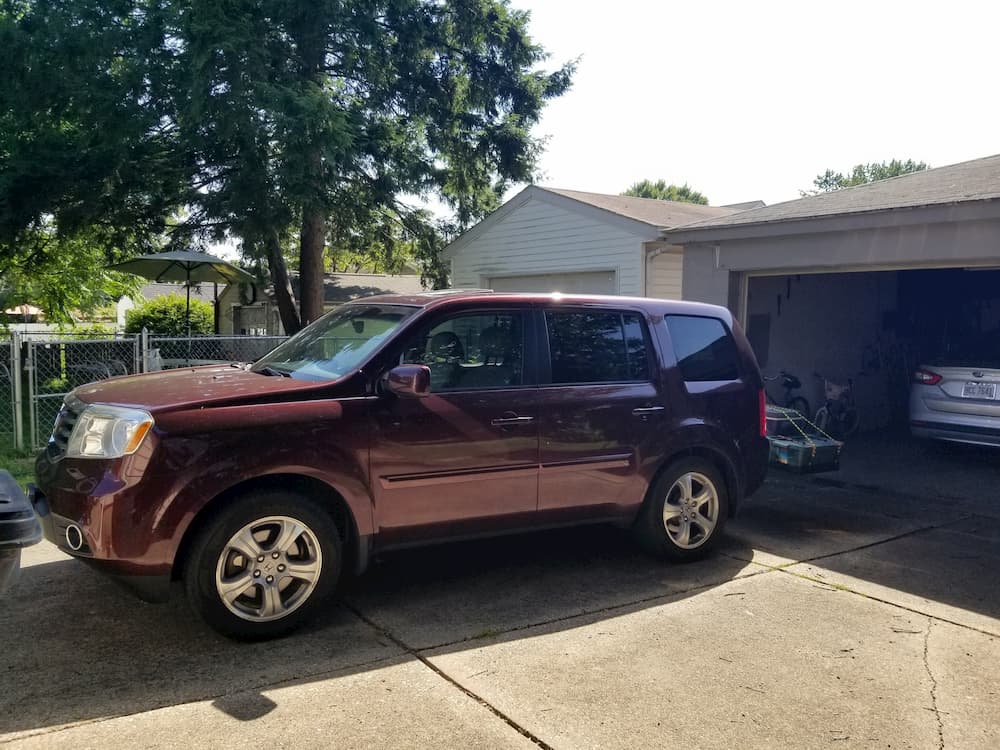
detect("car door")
(370, 307), (540, 545)
(536, 307), (667, 522)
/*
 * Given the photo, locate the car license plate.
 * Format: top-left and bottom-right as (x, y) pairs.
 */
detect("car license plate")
(962, 381), (997, 399)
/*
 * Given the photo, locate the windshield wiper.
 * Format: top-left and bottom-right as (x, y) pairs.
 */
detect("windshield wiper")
(257, 365), (291, 378)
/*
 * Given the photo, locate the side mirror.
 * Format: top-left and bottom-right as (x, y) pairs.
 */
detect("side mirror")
(385, 365), (431, 398)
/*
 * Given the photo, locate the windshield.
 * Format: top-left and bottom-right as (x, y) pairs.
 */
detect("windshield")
(251, 304), (419, 381)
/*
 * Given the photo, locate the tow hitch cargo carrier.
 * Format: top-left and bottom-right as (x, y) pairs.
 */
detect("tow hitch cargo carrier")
(765, 405), (843, 474)
(0, 471), (41, 594)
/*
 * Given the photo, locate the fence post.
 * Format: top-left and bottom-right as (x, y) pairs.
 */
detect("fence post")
(140, 327), (149, 373)
(12, 331), (23, 451)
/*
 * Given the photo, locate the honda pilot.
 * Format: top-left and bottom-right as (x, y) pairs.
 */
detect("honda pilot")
(32, 292), (769, 639)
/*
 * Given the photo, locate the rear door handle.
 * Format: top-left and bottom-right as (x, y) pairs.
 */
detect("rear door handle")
(632, 406), (665, 415)
(491, 415), (535, 426)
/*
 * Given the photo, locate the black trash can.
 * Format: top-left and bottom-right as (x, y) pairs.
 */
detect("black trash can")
(0, 471), (41, 594)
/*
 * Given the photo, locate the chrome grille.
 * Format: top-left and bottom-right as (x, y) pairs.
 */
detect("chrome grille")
(48, 397), (83, 459)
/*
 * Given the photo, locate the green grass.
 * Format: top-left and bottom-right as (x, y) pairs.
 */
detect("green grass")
(0, 441), (35, 489)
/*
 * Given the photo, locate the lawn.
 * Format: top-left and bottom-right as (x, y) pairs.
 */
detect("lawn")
(0, 441), (35, 489)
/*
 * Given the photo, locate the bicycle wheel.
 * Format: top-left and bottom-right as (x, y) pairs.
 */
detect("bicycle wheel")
(788, 396), (811, 418)
(813, 406), (832, 434)
(840, 405), (861, 437)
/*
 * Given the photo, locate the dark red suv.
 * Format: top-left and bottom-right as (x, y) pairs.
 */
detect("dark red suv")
(32, 292), (768, 638)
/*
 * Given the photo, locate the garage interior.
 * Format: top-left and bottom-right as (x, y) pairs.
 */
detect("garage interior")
(745, 266), (1000, 430)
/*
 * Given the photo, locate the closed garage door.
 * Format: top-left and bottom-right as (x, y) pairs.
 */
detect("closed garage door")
(487, 270), (616, 294)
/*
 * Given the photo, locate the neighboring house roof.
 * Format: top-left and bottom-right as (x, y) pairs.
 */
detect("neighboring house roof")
(139, 282), (215, 303)
(257, 272), (425, 305)
(442, 184), (744, 259)
(539, 187), (740, 228)
(666, 153), (1000, 238)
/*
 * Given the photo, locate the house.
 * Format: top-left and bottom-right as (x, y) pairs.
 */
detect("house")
(218, 272), (425, 335)
(443, 185), (743, 299)
(663, 153), (1000, 429)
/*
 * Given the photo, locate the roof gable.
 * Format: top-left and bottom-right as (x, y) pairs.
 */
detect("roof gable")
(442, 185), (741, 259)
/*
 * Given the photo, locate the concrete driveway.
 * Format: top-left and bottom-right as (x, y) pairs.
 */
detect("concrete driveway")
(2, 433), (998, 749)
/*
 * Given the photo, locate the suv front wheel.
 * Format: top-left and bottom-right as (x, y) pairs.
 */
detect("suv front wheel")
(634, 458), (728, 561)
(184, 490), (342, 639)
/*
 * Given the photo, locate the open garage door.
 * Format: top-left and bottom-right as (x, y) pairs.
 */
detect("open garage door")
(746, 267), (1000, 431)
(487, 270), (616, 294)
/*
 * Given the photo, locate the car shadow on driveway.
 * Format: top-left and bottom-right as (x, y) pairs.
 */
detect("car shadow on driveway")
(1, 526), (757, 740)
(5, 467), (1000, 740)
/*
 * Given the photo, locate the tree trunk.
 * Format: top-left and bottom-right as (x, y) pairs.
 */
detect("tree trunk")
(265, 229), (301, 334)
(298, 205), (325, 325)
(293, 15), (327, 327)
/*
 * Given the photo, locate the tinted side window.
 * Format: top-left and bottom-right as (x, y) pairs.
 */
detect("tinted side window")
(545, 311), (650, 384)
(402, 312), (524, 391)
(665, 315), (740, 382)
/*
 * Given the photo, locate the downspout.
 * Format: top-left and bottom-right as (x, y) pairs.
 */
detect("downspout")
(643, 241), (671, 297)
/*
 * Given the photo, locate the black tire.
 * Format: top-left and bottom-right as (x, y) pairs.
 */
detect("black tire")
(184, 490), (343, 640)
(633, 457), (729, 562)
(840, 403), (861, 437)
(788, 396), (811, 419)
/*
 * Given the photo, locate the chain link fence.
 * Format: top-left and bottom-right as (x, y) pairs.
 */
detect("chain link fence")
(24, 333), (142, 449)
(0, 340), (14, 448)
(147, 335), (286, 370)
(3, 332), (287, 449)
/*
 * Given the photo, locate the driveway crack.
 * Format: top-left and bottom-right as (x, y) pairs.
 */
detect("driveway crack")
(344, 603), (555, 750)
(923, 617), (945, 750)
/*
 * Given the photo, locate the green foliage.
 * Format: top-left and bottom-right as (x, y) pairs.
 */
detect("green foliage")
(808, 159), (929, 194)
(53, 322), (115, 339)
(2, 0), (573, 325)
(622, 180), (709, 205)
(125, 294), (214, 336)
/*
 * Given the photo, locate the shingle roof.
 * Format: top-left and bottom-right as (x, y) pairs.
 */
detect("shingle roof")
(262, 272), (425, 305)
(540, 187), (741, 228)
(140, 282), (215, 303)
(666, 154), (1000, 235)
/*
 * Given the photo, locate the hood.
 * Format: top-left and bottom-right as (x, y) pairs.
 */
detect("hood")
(72, 365), (330, 413)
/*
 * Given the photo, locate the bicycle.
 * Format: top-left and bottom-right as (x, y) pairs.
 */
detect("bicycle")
(813, 373), (860, 438)
(762, 370), (810, 417)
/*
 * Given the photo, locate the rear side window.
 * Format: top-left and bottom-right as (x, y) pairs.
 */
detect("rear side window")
(545, 310), (650, 384)
(665, 315), (740, 382)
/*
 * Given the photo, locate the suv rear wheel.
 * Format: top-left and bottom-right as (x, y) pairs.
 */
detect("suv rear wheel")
(634, 457), (728, 561)
(184, 490), (342, 639)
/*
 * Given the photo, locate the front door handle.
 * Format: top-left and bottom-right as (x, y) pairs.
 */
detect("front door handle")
(632, 406), (666, 415)
(491, 415), (535, 426)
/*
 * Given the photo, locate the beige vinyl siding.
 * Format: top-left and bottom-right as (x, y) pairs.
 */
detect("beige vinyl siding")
(449, 196), (648, 295)
(646, 249), (684, 300)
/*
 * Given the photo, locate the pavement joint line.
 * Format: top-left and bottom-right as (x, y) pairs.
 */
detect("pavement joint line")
(0, 651), (401, 746)
(342, 602), (556, 750)
(923, 618), (946, 750)
(378, 566), (780, 655)
(721, 515), (975, 572)
(771, 566), (1000, 640)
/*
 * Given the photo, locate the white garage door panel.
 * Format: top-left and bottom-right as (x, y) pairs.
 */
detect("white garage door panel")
(488, 271), (616, 294)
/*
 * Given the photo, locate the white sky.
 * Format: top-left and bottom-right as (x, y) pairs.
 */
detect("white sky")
(512, 0), (1000, 206)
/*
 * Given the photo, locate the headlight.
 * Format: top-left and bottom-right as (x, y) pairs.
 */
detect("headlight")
(66, 405), (154, 459)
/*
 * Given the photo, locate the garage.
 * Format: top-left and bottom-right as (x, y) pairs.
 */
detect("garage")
(744, 266), (1000, 430)
(666, 154), (1000, 434)
(487, 270), (617, 294)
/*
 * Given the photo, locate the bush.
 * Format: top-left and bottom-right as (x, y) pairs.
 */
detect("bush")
(125, 294), (214, 335)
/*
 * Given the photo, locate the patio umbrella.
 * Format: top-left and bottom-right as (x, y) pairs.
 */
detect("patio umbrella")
(108, 250), (255, 338)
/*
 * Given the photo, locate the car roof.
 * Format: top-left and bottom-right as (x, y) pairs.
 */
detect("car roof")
(348, 290), (731, 319)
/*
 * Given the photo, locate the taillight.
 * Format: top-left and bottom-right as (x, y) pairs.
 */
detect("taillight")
(758, 388), (767, 437)
(913, 369), (942, 386)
